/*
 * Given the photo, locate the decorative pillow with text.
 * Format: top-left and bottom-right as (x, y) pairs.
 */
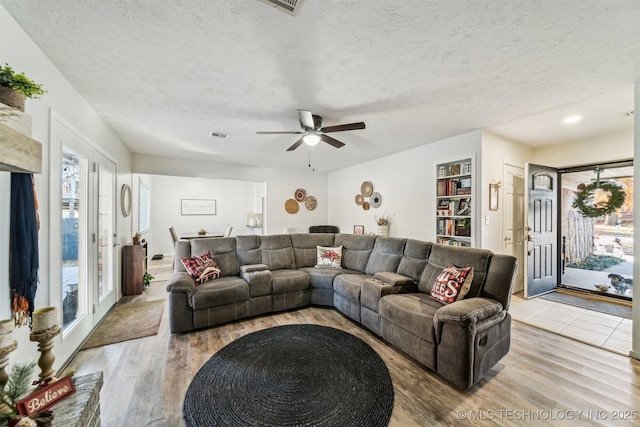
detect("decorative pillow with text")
(181, 251), (222, 285)
(430, 264), (474, 305)
(315, 246), (343, 269)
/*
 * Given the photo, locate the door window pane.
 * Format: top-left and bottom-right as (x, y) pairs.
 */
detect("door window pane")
(62, 148), (88, 328)
(98, 165), (114, 300)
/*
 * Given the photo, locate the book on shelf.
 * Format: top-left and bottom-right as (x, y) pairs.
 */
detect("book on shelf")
(437, 238), (471, 247)
(456, 198), (471, 216)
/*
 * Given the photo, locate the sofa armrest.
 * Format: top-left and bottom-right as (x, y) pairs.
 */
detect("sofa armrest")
(373, 271), (416, 286)
(166, 272), (197, 299)
(240, 263), (270, 273)
(433, 297), (504, 343)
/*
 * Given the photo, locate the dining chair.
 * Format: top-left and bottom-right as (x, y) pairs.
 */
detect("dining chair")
(223, 225), (233, 237)
(169, 226), (178, 247)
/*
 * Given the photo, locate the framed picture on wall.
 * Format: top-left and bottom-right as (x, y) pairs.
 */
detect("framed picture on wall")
(353, 225), (364, 235)
(181, 199), (217, 215)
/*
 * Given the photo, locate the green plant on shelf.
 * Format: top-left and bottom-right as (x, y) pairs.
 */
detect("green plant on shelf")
(143, 271), (154, 288)
(0, 63), (46, 98)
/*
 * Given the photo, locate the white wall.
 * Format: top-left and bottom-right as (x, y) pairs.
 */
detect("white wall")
(328, 130), (482, 242)
(138, 175), (265, 256)
(481, 131), (533, 253)
(531, 128), (633, 167)
(132, 154), (328, 236)
(0, 5), (132, 371)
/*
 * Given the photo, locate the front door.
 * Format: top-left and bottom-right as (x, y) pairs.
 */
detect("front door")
(524, 163), (558, 298)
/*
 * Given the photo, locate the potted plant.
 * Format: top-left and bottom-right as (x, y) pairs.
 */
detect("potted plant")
(132, 233), (141, 245)
(143, 272), (154, 288)
(0, 63), (46, 112)
(374, 213), (395, 237)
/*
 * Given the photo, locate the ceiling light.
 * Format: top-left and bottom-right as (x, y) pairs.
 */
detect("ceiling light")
(210, 131), (229, 139)
(303, 133), (320, 146)
(563, 115), (582, 124)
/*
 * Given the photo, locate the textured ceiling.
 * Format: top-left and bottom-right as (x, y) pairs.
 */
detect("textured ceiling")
(2, 0), (639, 172)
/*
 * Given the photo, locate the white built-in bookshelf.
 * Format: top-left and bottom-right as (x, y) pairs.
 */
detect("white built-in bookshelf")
(436, 158), (472, 247)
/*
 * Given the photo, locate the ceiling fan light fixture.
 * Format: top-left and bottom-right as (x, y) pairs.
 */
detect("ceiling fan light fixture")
(303, 133), (320, 146)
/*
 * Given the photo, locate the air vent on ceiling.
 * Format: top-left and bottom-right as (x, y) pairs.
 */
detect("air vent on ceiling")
(256, 0), (304, 15)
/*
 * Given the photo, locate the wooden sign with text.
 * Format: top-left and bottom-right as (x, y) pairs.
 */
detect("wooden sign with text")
(16, 375), (76, 416)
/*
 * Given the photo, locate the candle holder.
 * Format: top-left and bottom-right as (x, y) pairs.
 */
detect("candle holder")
(0, 319), (17, 388)
(29, 307), (61, 385)
(0, 340), (18, 389)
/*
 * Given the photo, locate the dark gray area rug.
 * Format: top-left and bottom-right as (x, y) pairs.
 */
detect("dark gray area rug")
(183, 324), (394, 427)
(541, 291), (632, 319)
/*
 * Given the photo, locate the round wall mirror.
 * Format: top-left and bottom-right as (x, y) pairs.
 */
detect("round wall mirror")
(121, 184), (132, 217)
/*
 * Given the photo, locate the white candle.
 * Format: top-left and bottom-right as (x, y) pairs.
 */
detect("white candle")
(32, 307), (59, 333)
(0, 319), (14, 348)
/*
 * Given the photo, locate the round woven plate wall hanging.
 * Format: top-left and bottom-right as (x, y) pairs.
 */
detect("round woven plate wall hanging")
(363, 201), (370, 210)
(305, 196), (317, 211)
(355, 194), (364, 206)
(285, 198), (299, 214)
(294, 188), (307, 202)
(370, 192), (382, 208)
(361, 181), (373, 197)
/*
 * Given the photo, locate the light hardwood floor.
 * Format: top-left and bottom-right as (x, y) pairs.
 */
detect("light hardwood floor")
(66, 258), (640, 426)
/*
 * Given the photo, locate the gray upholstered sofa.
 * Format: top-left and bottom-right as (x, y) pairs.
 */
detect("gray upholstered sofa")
(166, 233), (517, 389)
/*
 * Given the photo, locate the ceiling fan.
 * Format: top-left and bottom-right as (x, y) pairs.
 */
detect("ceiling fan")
(256, 109), (365, 151)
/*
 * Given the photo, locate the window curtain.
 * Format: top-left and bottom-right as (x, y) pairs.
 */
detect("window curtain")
(9, 173), (39, 327)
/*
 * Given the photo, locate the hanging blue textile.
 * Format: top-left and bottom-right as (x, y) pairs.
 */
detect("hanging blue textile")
(10, 172), (39, 327)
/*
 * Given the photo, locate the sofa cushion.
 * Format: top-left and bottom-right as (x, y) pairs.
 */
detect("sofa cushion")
(300, 267), (354, 289)
(260, 235), (296, 270)
(430, 265), (474, 305)
(419, 245), (491, 297)
(190, 276), (249, 310)
(181, 251), (222, 285)
(334, 234), (377, 272)
(316, 246), (343, 268)
(397, 240), (432, 281)
(271, 270), (310, 294)
(291, 233), (336, 268)
(333, 273), (368, 300)
(365, 237), (406, 275)
(379, 293), (441, 343)
(191, 237), (240, 276)
(236, 235), (262, 265)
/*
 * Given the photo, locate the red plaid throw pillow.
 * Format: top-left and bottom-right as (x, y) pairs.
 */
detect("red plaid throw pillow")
(430, 264), (474, 305)
(181, 251), (222, 285)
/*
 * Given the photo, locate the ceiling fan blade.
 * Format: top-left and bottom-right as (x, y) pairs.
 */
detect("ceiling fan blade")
(320, 122), (366, 133)
(297, 109), (315, 130)
(320, 134), (345, 148)
(256, 131), (304, 135)
(286, 137), (305, 151)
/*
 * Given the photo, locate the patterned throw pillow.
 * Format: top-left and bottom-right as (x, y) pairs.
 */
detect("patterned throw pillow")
(430, 264), (474, 305)
(315, 246), (343, 268)
(181, 251), (222, 285)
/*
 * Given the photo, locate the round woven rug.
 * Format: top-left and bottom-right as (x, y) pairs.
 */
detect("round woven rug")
(183, 324), (394, 427)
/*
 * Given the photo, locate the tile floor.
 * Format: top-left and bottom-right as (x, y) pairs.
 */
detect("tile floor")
(510, 292), (632, 355)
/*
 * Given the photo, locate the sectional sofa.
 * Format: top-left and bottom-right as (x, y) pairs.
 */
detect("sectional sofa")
(166, 233), (517, 389)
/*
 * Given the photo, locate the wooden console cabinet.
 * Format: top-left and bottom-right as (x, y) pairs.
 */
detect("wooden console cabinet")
(122, 242), (147, 296)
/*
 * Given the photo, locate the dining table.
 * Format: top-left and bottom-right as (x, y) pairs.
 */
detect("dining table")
(180, 231), (223, 239)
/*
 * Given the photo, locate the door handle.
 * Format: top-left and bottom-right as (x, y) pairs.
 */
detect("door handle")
(526, 234), (535, 255)
(504, 236), (512, 242)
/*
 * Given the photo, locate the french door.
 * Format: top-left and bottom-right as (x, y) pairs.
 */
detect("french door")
(52, 114), (117, 353)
